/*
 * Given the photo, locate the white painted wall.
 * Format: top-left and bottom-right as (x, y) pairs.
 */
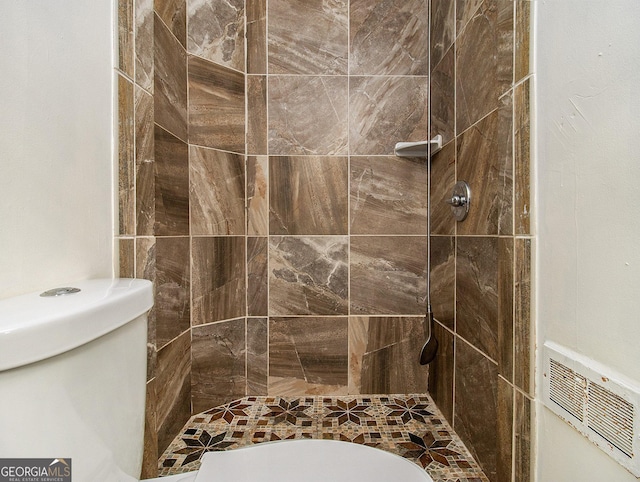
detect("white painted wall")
(0, 1), (115, 299)
(535, 1), (640, 481)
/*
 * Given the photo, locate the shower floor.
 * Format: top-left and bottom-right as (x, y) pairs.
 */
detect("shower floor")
(158, 394), (488, 482)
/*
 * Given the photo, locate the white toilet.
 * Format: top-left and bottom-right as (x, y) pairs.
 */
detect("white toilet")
(0, 278), (194, 482)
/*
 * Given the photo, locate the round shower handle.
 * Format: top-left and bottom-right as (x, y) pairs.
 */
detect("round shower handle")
(447, 181), (471, 222)
(446, 194), (467, 207)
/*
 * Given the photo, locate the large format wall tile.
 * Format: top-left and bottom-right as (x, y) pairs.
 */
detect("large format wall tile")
(515, 79), (531, 235)
(430, 48), (455, 145)
(155, 0), (186, 47)
(187, 0), (244, 72)
(136, 237), (157, 381)
(135, 0), (153, 91)
(514, 238), (532, 395)
(515, 391), (532, 482)
(497, 377), (514, 482)
(155, 237), (190, 348)
(247, 156), (268, 236)
(135, 86), (155, 235)
(350, 0), (428, 76)
(247, 76), (267, 155)
(156, 331), (191, 454)
(430, 0), (455, 69)
(456, 106), (513, 236)
(269, 317), (348, 394)
(350, 76), (428, 155)
(269, 236), (349, 315)
(192, 318), (246, 413)
(270, 156), (349, 235)
(247, 0), (266, 74)
(454, 339), (499, 481)
(247, 237), (268, 316)
(350, 156), (428, 235)
(456, 236), (498, 360)
(154, 126), (189, 235)
(269, 76), (348, 155)
(430, 236), (455, 329)
(456, 0), (498, 134)
(118, 0), (134, 76)
(515, 0), (531, 83)
(188, 55), (245, 153)
(190, 146), (245, 235)
(350, 317), (428, 394)
(247, 318), (268, 394)
(428, 322), (454, 421)
(350, 236), (427, 315)
(268, 0), (348, 75)
(192, 236), (246, 325)
(429, 140), (456, 236)
(154, 14), (187, 141)
(498, 238), (514, 381)
(118, 75), (135, 236)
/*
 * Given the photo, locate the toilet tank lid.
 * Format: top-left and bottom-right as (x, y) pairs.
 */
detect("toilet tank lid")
(0, 278), (153, 372)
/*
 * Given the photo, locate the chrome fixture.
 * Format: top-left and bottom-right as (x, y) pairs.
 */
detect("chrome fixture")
(447, 181), (471, 222)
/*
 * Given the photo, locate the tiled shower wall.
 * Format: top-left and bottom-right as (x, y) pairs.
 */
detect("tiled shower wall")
(116, 0), (436, 477)
(427, 0), (533, 481)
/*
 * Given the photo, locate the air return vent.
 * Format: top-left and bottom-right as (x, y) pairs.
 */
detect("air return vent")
(543, 341), (640, 477)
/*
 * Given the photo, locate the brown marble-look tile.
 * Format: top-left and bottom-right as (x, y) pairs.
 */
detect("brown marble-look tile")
(190, 146), (245, 235)
(430, 47), (455, 146)
(454, 339), (499, 481)
(268, 0), (348, 75)
(137, 237), (157, 381)
(156, 331), (191, 455)
(247, 76), (267, 155)
(456, 0), (498, 134)
(430, 0), (455, 70)
(497, 378), (514, 482)
(188, 56), (245, 153)
(154, 13), (187, 142)
(497, 0), (514, 95)
(456, 237), (498, 360)
(269, 317), (348, 394)
(192, 237), (246, 325)
(268, 76), (348, 155)
(135, 86), (155, 235)
(430, 236), (455, 330)
(155, 0), (186, 47)
(457, 105), (513, 236)
(269, 236), (349, 315)
(349, 0), (428, 76)
(428, 321), (454, 422)
(270, 156), (349, 235)
(154, 125), (189, 235)
(247, 237), (268, 316)
(247, 0), (266, 74)
(515, 0), (531, 83)
(515, 79), (531, 235)
(247, 317), (268, 394)
(135, 0), (154, 91)
(498, 238), (514, 382)
(350, 236), (427, 315)
(514, 238), (532, 395)
(514, 391), (532, 482)
(456, 0), (483, 34)
(350, 156), (428, 235)
(350, 317), (428, 394)
(350, 76), (428, 155)
(118, 0), (134, 76)
(187, 0), (244, 72)
(430, 140), (456, 236)
(118, 75), (135, 236)
(247, 156), (268, 236)
(141, 379), (158, 479)
(155, 237), (190, 348)
(118, 238), (135, 277)
(192, 318), (247, 413)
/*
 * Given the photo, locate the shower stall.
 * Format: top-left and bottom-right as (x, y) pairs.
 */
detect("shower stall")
(115, 0), (533, 480)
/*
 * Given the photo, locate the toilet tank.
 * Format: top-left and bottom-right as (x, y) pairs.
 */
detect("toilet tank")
(0, 278), (153, 482)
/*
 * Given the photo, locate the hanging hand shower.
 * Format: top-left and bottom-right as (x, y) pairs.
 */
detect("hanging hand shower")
(394, 136), (442, 365)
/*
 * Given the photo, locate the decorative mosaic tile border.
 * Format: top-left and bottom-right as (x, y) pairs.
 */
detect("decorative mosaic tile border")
(158, 394), (488, 482)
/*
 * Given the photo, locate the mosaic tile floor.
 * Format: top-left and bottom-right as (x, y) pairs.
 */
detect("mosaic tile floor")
(159, 394), (488, 482)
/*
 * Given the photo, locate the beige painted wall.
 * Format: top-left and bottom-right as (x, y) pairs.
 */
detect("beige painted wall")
(535, 1), (640, 480)
(0, 1), (115, 299)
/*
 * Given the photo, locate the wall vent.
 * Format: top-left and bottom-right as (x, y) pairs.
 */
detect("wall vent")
(543, 341), (640, 477)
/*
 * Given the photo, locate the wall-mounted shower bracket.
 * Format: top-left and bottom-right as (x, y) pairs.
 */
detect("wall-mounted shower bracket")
(447, 181), (471, 222)
(394, 135), (443, 158)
